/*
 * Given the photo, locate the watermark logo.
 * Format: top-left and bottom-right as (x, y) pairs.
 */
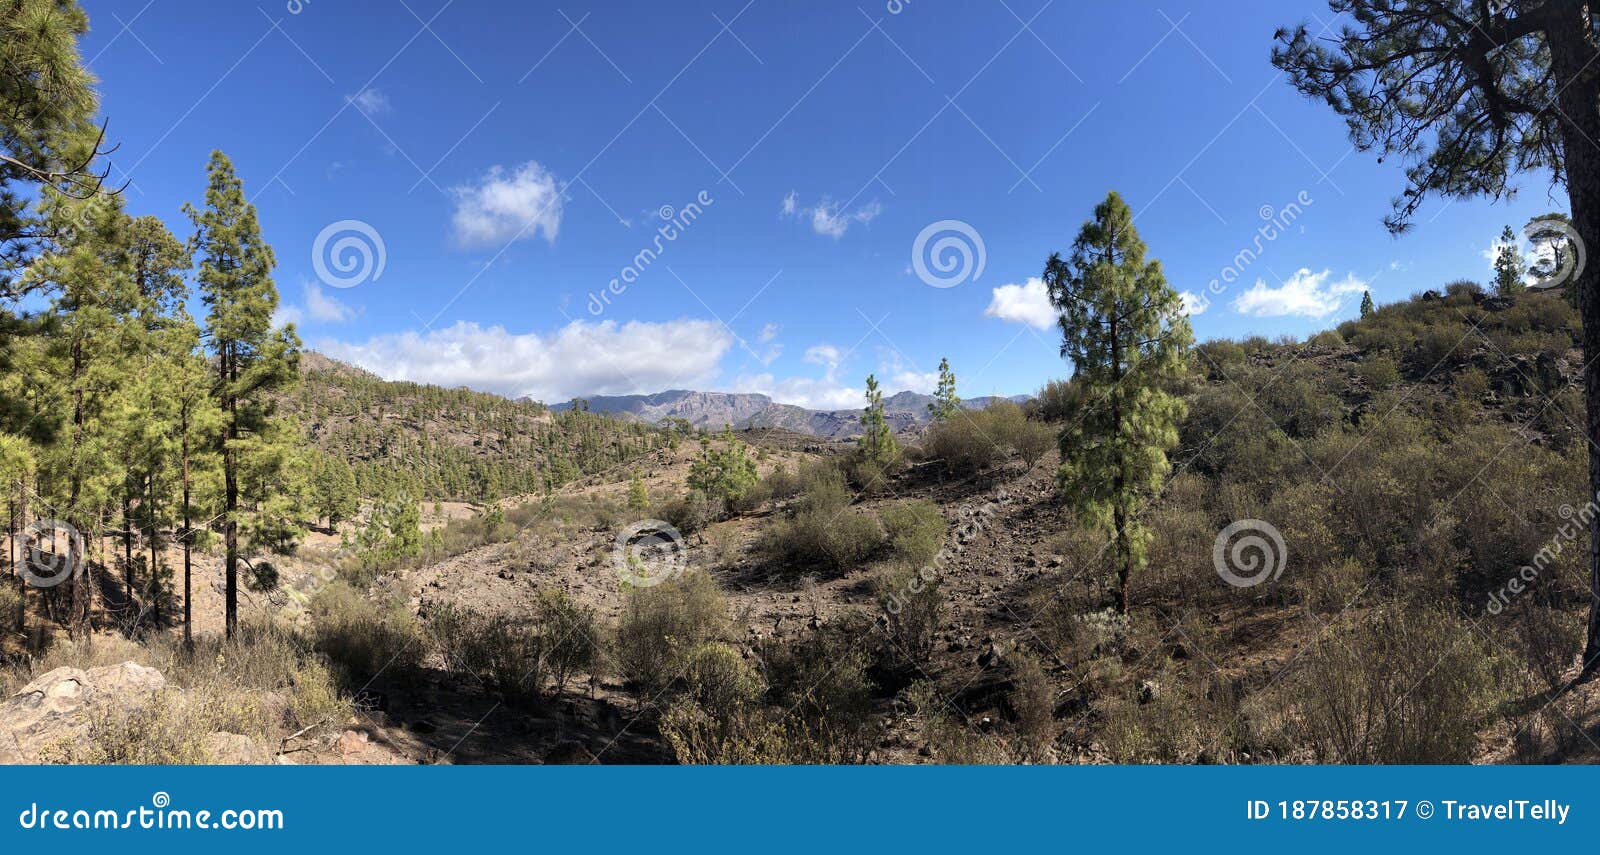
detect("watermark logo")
(19, 519), (84, 588)
(911, 219), (985, 289)
(1525, 218), (1585, 292)
(613, 519), (687, 588)
(1213, 519), (1287, 588)
(312, 219), (386, 289)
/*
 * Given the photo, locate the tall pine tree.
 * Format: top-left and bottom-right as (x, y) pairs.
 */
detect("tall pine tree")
(1046, 191), (1191, 615)
(185, 151), (301, 638)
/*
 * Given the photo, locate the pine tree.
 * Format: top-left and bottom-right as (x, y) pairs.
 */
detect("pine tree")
(26, 191), (141, 634)
(1045, 191), (1191, 615)
(1359, 290), (1375, 318)
(626, 471), (650, 512)
(855, 374), (900, 479)
(0, 0), (107, 302)
(1493, 225), (1526, 296)
(311, 452), (359, 530)
(118, 214), (190, 623)
(166, 318), (221, 648)
(687, 426), (758, 510)
(186, 151), (302, 638)
(928, 357), (961, 422)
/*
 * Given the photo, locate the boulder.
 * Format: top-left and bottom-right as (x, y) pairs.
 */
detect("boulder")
(338, 729), (370, 757)
(0, 662), (165, 764)
(205, 732), (268, 765)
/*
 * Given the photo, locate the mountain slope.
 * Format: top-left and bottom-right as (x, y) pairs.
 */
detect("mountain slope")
(285, 353), (674, 501)
(553, 389), (1030, 437)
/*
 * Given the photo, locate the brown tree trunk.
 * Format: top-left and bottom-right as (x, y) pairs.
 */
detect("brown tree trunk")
(149, 528), (159, 627)
(182, 425), (193, 651)
(224, 345), (239, 640)
(1108, 241), (1129, 615)
(68, 341), (88, 637)
(1548, 14), (1600, 678)
(122, 490), (133, 612)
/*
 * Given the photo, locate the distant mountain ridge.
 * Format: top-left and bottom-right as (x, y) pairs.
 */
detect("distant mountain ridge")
(550, 389), (1030, 438)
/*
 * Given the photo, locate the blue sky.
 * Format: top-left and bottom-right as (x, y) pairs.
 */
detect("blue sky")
(81, 0), (1567, 407)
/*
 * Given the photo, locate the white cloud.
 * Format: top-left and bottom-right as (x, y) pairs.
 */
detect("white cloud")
(803, 343), (844, 370)
(450, 161), (564, 248)
(756, 323), (782, 364)
(876, 349), (939, 395)
(273, 280), (358, 327)
(346, 88), (391, 115)
(273, 303), (303, 328)
(303, 281), (358, 323)
(1231, 268), (1368, 318)
(319, 319), (731, 402)
(1180, 290), (1209, 316)
(781, 193), (881, 239)
(730, 373), (862, 411)
(984, 277), (1057, 329)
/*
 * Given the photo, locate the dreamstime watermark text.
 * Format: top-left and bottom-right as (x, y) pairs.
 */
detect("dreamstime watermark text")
(1486, 499), (1597, 615)
(588, 191), (714, 316)
(18, 792), (284, 832)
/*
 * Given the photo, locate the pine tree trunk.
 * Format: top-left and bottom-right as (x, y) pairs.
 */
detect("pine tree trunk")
(1109, 290), (1130, 615)
(149, 530), (159, 627)
(224, 346), (239, 640)
(1549, 16), (1600, 679)
(122, 491), (133, 612)
(68, 341), (88, 637)
(182, 425), (193, 651)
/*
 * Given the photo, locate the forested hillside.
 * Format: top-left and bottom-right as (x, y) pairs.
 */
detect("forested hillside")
(286, 352), (674, 501)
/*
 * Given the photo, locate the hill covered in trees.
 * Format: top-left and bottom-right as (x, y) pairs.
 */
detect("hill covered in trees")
(286, 352), (674, 502)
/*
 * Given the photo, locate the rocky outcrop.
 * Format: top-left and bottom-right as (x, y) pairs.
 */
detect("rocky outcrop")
(0, 662), (165, 763)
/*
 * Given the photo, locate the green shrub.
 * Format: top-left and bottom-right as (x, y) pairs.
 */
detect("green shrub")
(427, 605), (550, 705)
(1029, 378), (1078, 421)
(309, 582), (424, 688)
(534, 588), (601, 695)
(426, 593), (596, 706)
(761, 464), (800, 500)
(920, 401), (1055, 474)
(1356, 356), (1400, 391)
(757, 620), (880, 763)
(1284, 605), (1506, 763)
(875, 562), (945, 667)
(655, 489), (720, 536)
(1009, 649), (1058, 760)
(760, 466), (884, 573)
(614, 570), (729, 697)
(880, 500), (946, 566)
